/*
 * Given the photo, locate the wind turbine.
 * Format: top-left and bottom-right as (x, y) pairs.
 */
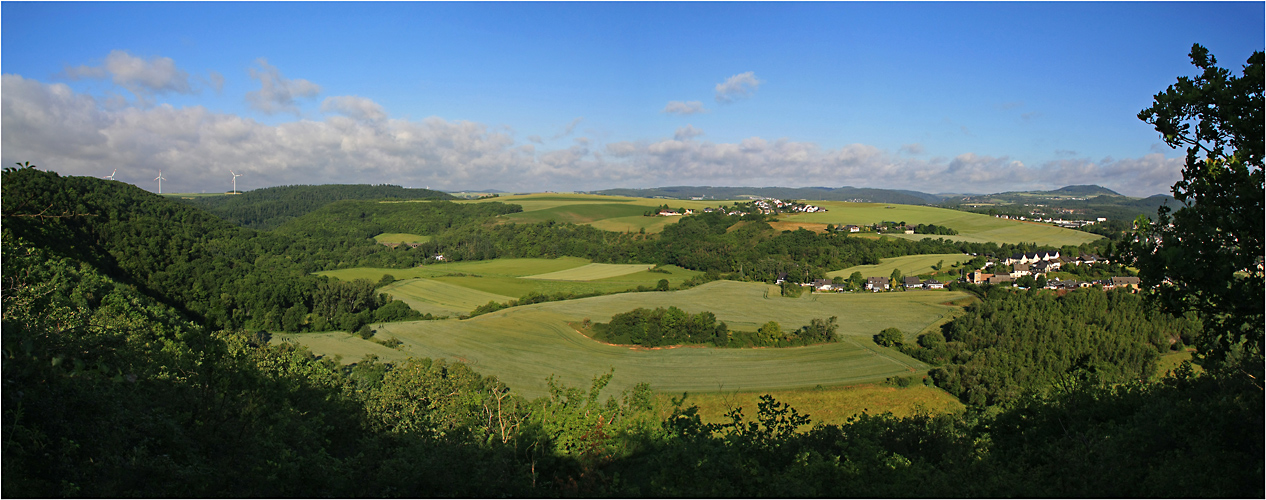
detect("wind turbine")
(230, 170), (242, 194)
(103, 169), (117, 180)
(154, 170), (166, 194)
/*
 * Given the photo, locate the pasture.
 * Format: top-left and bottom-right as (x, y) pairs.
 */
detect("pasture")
(468, 193), (740, 234)
(829, 253), (973, 281)
(524, 263), (653, 280)
(319, 257), (703, 310)
(280, 280), (970, 398)
(780, 201), (1102, 246)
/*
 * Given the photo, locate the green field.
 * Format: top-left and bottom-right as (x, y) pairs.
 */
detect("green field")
(524, 263), (653, 281)
(466, 193), (739, 234)
(319, 257), (702, 304)
(829, 253), (973, 281)
(278, 281), (969, 398)
(379, 278), (516, 316)
(781, 201), (1102, 246)
(374, 233), (432, 244)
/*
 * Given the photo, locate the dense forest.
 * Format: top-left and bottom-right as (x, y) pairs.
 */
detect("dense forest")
(899, 288), (1201, 405)
(178, 183), (453, 230)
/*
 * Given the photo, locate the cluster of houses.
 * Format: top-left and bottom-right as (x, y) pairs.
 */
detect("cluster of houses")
(778, 249), (1143, 294)
(750, 198), (826, 215)
(992, 213), (1108, 229)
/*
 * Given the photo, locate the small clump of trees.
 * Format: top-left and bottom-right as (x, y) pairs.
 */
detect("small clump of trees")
(587, 307), (839, 348)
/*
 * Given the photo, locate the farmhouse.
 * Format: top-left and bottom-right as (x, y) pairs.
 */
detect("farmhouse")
(902, 276), (923, 289)
(1109, 276), (1141, 290)
(866, 277), (890, 291)
(924, 279), (944, 289)
(844, 225), (860, 232)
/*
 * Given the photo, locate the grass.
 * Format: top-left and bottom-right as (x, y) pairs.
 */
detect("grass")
(828, 253), (974, 281)
(525, 263), (654, 281)
(670, 383), (964, 426)
(321, 258), (703, 307)
(378, 278), (516, 316)
(778, 201), (1102, 246)
(1154, 348), (1200, 379)
(280, 280), (970, 398)
(374, 233), (432, 244)
(467, 193), (740, 234)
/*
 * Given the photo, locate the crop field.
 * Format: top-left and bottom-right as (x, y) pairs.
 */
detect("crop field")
(778, 201), (1102, 246)
(674, 384), (964, 425)
(460, 193), (1101, 245)
(468, 193), (739, 234)
(828, 253), (974, 281)
(321, 257), (703, 308)
(378, 278), (516, 316)
(373, 233), (431, 244)
(282, 280), (969, 398)
(524, 263), (653, 281)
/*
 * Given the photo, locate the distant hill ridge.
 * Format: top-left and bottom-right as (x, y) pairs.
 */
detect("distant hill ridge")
(586, 186), (943, 205)
(179, 184), (453, 230)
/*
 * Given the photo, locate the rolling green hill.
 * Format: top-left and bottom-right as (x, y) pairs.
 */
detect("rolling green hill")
(277, 280), (968, 398)
(179, 184), (454, 229)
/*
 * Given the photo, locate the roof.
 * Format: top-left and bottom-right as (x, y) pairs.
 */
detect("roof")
(903, 276), (922, 285)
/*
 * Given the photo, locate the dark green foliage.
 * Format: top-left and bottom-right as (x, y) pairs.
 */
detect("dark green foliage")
(179, 183), (454, 230)
(591, 308), (838, 348)
(1130, 43), (1264, 374)
(905, 288), (1200, 406)
(914, 223), (958, 235)
(1, 167), (420, 333)
(874, 327), (905, 347)
(273, 198), (521, 240)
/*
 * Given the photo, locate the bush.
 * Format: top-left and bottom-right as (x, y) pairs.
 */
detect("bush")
(874, 327), (905, 347)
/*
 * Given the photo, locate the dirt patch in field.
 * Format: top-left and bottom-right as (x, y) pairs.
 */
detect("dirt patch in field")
(766, 221), (830, 233)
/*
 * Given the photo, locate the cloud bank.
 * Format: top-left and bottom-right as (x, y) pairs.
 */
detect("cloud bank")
(2, 74), (1181, 197)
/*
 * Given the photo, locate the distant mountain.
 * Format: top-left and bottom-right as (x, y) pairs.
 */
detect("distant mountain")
(1047, 185), (1123, 197)
(178, 184), (453, 230)
(586, 186), (944, 205)
(941, 185), (1176, 221)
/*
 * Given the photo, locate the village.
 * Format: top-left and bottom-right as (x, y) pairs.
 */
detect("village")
(781, 249), (1142, 294)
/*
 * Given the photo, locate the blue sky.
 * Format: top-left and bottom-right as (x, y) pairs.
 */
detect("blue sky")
(3, 2), (1262, 196)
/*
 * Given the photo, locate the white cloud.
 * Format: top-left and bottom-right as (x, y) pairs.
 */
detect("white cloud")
(674, 125), (704, 141)
(64, 50), (194, 103)
(899, 143), (925, 155)
(321, 95), (387, 122)
(662, 100), (706, 115)
(1, 74), (1182, 197)
(245, 59), (321, 115)
(715, 71), (761, 104)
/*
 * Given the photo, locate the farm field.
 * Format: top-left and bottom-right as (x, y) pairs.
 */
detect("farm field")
(829, 253), (974, 281)
(460, 193), (1101, 245)
(465, 193), (739, 234)
(673, 384), (965, 426)
(279, 280), (969, 398)
(524, 263), (653, 280)
(780, 201), (1102, 246)
(319, 257), (703, 312)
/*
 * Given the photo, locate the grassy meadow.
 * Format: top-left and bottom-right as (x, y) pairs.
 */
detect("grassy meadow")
(278, 280), (970, 398)
(318, 257), (704, 309)
(780, 201), (1101, 246)
(828, 253), (974, 281)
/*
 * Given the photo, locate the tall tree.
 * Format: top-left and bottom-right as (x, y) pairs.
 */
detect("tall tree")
(1131, 44), (1264, 376)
